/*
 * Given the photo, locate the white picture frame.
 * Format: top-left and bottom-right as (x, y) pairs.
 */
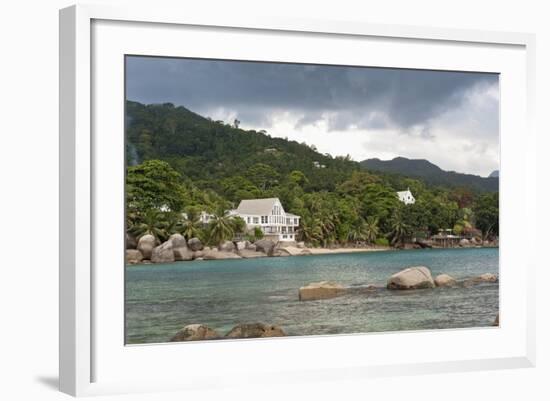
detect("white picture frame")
(59, 4), (536, 397)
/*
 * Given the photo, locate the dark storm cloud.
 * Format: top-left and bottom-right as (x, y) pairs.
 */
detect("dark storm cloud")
(126, 56), (498, 132)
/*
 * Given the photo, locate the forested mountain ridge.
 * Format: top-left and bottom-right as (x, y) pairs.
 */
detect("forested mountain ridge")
(126, 100), (356, 193)
(125, 101), (499, 246)
(361, 157), (499, 192)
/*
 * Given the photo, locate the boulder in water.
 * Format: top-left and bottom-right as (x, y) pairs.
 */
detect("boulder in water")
(478, 273), (498, 282)
(463, 273), (498, 286)
(254, 239), (277, 256)
(151, 240), (175, 263)
(188, 237), (204, 251)
(299, 281), (347, 301)
(387, 266), (435, 290)
(137, 234), (156, 260)
(126, 233), (138, 249)
(218, 240), (236, 252)
(125, 249), (143, 264)
(170, 234), (192, 261)
(272, 247), (292, 257)
(225, 323), (285, 338)
(235, 241), (249, 251)
(192, 250), (205, 259)
(169, 233), (187, 249)
(434, 274), (457, 287)
(174, 247), (194, 261)
(170, 324), (219, 342)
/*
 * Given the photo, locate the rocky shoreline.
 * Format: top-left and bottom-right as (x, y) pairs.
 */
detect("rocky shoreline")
(126, 233), (390, 265)
(168, 265), (499, 342)
(126, 233), (498, 265)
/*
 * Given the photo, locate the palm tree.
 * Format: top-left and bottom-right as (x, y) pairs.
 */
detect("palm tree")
(364, 216), (380, 244)
(318, 210), (339, 246)
(207, 209), (234, 246)
(181, 208), (202, 240)
(347, 219), (367, 243)
(388, 212), (412, 247)
(298, 217), (323, 245)
(126, 208), (139, 233)
(162, 212), (183, 237)
(230, 216), (247, 239)
(131, 209), (167, 242)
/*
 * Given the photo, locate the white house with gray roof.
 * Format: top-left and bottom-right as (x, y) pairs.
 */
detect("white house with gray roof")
(397, 188), (415, 205)
(229, 198), (300, 242)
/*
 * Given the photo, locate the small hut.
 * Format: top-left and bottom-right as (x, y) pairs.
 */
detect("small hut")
(431, 229), (461, 248)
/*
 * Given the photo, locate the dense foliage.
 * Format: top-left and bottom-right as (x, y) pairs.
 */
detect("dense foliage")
(125, 101), (499, 246)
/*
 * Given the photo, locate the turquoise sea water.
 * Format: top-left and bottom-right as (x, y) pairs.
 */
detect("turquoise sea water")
(125, 247), (499, 344)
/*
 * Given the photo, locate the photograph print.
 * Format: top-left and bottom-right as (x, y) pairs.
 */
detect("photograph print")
(125, 56), (499, 344)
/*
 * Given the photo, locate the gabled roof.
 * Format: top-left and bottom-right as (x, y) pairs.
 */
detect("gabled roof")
(397, 188), (414, 197)
(235, 198), (279, 215)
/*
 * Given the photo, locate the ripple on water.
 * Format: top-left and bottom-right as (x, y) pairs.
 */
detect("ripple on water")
(125, 248), (499, 343)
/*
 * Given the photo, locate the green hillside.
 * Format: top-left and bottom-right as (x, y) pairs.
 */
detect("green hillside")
(125, 101), (499, 246)
(126, 100), (356, 193)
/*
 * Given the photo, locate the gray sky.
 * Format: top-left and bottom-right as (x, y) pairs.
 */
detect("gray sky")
(126, 56), (499, 176)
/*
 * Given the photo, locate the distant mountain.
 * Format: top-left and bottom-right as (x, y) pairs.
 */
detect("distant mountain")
(488, 170), (499, 178)
(360, 157), (499, 192)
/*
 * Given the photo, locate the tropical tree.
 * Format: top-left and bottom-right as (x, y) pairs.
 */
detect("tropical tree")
(126, 159), (187, 213)
(162, 211), (183, 237)
(347, 219), (367, 243)
(220, 176), (261, 203)
(207, 210), (235, 245)
(253, 226), (264, 241)
(298, 217), (323, 245)
(364, 216), (380, 244)
(130, 209), (167, 242)
(245, 163), (280, 190)
(181, 207), (202, 240)
(230, 216), (247, 237)
(318, 209), (339, 246)
(388, 211), (412, 247)
(473, 193), (499, 239)
(288, 170), (309, 188)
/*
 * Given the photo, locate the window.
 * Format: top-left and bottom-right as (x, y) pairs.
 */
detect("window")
(261, 216), (268, 224)
(247, 217), (251, 224)
(253, 217), (259, 224)
(294, 218), (298, 225)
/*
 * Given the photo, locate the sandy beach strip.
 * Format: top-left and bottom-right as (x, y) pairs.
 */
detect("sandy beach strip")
(283, 246), (390, 256)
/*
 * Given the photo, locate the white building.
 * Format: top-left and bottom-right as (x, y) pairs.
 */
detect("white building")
(180, 211), (215, 225)
(198, 211), (215, 224)
(230, 198), (300, 242)
(397, 188), (416, 205)
(312, 161), (326, 168)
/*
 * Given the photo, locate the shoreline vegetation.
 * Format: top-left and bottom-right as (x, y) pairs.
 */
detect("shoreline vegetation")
(125, 101), (499, 267)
